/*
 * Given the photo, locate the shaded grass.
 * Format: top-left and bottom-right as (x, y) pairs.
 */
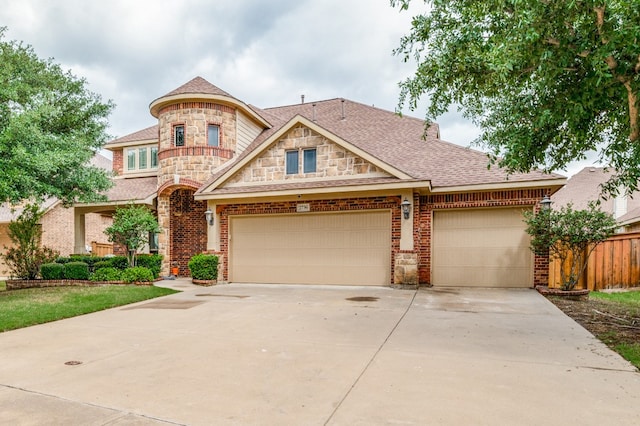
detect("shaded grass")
(0, 285), (178, 332)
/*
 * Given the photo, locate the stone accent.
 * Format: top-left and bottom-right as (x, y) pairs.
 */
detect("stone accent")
(224, 124), (388, 185)
(393, 251), (418, 288)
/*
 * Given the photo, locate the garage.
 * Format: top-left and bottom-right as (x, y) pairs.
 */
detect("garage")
(230, 210), (391, 285)
(432, 208), (533, 287)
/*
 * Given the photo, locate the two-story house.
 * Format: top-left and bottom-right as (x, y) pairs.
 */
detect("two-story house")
(74, 76), (566, 287)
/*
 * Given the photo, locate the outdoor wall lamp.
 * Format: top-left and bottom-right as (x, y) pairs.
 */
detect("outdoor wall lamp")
(401, 198), (411, 220)
(540, 195), (552, 210)
(204, 209), (214, 226)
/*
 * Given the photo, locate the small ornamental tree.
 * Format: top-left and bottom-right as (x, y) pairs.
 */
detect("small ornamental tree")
(524, 202), (617, 291)
(1, 204), (59, 279)
(104, 204), (160, 268)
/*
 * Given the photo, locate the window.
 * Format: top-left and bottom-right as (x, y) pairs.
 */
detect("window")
(138, 147), (148, 169)
(150, 146), (158, 168)
(208, 124), (219, 147)
(124, 144), (159, 173)
(303, 148), (317, 173)
(286, 150), (299, 175)
(174, 125), (185, 147)
(127, 150), (136, 171)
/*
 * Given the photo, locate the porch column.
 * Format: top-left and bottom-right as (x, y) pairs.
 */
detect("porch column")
(73, 209), (86, 254)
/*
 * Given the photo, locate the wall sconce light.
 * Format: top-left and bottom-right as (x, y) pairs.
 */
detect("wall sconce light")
(401, 198), (411, 220)
(204, 209), (214, 226)
(540, 195), (552, 210)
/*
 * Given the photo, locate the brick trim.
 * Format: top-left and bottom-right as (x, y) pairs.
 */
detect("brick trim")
(159, 102), (235, 115)
(158, 146), (234, 161)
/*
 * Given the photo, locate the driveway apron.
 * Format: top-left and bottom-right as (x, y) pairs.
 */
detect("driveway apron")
(0, 281), (638, 425)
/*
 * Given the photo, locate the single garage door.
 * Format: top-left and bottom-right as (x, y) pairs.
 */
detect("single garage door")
(432, 208), (532, 287)
(230, 211), (391, 285)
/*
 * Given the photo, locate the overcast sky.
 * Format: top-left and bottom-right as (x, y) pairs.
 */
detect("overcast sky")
(0, 0), (593, 176)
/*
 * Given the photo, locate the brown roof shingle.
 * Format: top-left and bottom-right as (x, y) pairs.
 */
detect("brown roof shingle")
(107, 125), (158, 146)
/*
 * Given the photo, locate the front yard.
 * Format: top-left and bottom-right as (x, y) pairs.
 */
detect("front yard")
(549, 290), (640, 369)
(0, 282), (177, 332)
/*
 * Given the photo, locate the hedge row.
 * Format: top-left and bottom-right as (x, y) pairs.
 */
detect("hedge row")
(55, 254), (162, 278)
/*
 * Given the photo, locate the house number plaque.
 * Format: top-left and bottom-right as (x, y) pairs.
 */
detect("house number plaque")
(296, 203), (311, 213)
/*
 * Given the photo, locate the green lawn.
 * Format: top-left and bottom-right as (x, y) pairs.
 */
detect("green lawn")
(0, 283), (178, 332)
(590, 290), (640, 369)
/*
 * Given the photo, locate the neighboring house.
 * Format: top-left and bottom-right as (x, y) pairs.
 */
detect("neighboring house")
(0, 154), (114, 278)
(74, 76), (566, 287)
(551, 167), (640, 232)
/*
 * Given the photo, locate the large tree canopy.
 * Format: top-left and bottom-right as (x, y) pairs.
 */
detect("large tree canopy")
(392, 1), (640, 194)
(0, 28), (113, 205)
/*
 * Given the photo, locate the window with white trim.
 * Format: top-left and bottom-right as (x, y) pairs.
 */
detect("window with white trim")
(208, 124), (219, 147)
(174, 125), (185, 147)
(286, 150), (299, 175)
(125, 144), (159, 173)
(303, 148), (317, 173)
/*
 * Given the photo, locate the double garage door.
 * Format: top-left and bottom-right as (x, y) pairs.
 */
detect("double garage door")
(230, 211), (391, 286)
(432, 208), (533, 288)
(229, 207), (532, 287)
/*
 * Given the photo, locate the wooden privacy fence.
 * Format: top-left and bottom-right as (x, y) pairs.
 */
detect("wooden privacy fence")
(549, 232), (640, 290)
(91, 241), (113, 257)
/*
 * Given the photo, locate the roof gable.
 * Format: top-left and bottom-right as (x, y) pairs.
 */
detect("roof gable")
(199, 115), (412, 195)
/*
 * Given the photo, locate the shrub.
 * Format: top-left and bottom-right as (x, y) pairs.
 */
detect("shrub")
(93, 260), (112, 271)
(64, 262), (90, 280)
(90, 267), (123, 282)
(188, 254), (218, 280)
(55, 257), (73, 265)
(109, 256), (129, 271)
(135, 254), (163, 278)
(40, 263), (65, 280)
(121, 267), (154, 284)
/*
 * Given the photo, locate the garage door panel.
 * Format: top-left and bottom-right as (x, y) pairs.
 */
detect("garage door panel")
(231, 211), (391, 285)
(433, 208), (532, 288)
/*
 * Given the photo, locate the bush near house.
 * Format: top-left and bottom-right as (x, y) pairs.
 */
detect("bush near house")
(64, 262), (90, 280)
(135, 254), (162, 278)
(40, 263), (65, 280)
(188, 254), (219, 280)
(90, 267), (122, 282)
(121, 267), (154, 284)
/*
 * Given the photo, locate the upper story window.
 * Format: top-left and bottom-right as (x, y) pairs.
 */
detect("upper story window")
(208, 124), (219, 147)
(303, 148), (317, 173)
(286, 150), (299, 175)
(173, 125), (185, 147)
(125, 144), (159, 173)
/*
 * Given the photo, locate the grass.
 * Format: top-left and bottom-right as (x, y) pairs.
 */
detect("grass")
(0, 283), (178, 332)
(591, 290), (640, 369)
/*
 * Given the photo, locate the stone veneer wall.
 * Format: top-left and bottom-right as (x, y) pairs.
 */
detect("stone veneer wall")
(217, 196), (402, 284)
(225, 125), (386, 185)
(417, 188), (551, 287)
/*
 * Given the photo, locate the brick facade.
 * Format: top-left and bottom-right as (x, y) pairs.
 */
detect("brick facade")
(169, 189), (208, 275)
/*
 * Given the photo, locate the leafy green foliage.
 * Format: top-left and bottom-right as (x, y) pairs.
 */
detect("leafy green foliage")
(524, 203), (617, 290)
(108, 256), (130, 270)
(104, 204), (160, 268)
(188, 254), (219, 280)
(64, 261), (90, 280)
(121, 267), (154, 284)
(1, 204), (59, 279)
(90, 267), (123, 282)
(40, 263), (65, 280)
(135, 254), (163, 278)
(0, 28), (114, 205)
(0, 285), (178, 332)
(392, 1), (640, 194)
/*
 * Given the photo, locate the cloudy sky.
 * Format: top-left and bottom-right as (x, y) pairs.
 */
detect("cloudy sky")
(0, 0), (593, 175)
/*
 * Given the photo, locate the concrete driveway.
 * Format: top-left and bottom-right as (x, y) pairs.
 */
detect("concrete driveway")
(0, 281), (638, 425)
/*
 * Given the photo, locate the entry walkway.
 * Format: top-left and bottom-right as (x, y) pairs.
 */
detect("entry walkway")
(0, 281), (638, 425)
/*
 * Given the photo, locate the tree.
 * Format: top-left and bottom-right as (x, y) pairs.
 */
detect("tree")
(0, 28), (113, 205)
(392, 1), (640, 195)
(1, 204), (59, 279)
(104, 205), (160, 268)
(524, 203), (617, 290)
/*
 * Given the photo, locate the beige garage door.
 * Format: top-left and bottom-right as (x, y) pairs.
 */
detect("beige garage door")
(230, 211), (391, 285)
(432, 208), (533, 287)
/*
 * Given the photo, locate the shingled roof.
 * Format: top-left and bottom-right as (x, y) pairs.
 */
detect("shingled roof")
(107, 125), (158, 146)
(160, 76), (234, 99)
(198, 97), (563, 194)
